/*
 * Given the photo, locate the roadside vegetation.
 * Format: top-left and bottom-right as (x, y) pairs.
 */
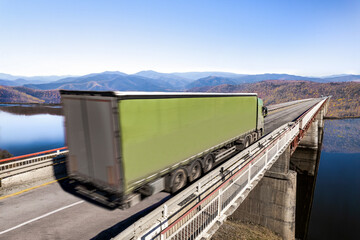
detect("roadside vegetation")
(0, 148), (13, 159)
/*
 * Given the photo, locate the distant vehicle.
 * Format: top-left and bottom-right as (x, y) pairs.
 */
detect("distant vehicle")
(60, 91), (267, 207)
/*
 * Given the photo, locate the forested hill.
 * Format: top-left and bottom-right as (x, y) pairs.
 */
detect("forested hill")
(189, 81), (360, 118)
(1, 80), (360, 118)
(0, 85), (60, 103)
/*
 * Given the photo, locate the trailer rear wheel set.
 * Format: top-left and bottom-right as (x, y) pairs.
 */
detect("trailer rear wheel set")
(164, 131), (262, 194)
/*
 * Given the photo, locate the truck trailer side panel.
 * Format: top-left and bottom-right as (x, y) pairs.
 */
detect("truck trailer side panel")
(118, 96), (257, 191)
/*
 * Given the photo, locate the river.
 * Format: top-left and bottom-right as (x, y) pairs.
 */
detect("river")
(0, 105), (359, 239)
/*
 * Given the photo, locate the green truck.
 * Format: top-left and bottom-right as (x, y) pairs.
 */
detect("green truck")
(60, 91), (267, 206)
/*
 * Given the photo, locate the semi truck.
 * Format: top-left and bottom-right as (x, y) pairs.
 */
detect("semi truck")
(60, 91), (267, 207)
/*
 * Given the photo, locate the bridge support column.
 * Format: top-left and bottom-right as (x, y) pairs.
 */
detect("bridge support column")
(230, 146), (296, 240)
(290, 113), (324, 239)
(290, 120), (319, 175)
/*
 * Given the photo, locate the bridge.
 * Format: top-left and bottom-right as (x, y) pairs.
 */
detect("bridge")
(0, 97), (329, 240)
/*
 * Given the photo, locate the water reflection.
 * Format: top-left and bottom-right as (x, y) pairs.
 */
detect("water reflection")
(322, 118), (360, 153)
(0, 105), (62, 116)
(307, 119), (360, 240)
(0, 105), (64, 156)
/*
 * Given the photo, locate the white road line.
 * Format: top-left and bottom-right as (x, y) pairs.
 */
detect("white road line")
(0, 200), (84, 235)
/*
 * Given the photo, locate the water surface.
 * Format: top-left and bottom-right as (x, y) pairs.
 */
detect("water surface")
(0, 105), (64, 156)
(307, 118), (360, 239)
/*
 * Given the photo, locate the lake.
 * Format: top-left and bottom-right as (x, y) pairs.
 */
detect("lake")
(0, 105), (359, 239)
(307, 118), (360, 240)
(0, 105), (64, 156)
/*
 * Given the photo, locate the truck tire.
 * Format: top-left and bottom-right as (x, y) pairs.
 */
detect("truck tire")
(203, 154), (214, 173)
(170, 168), (187, 193)
(188, 160), (202, 182)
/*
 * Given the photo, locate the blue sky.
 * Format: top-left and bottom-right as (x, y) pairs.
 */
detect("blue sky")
(0, 0), (359, 76)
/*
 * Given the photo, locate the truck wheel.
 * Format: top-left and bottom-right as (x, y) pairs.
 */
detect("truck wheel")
(188, 160), (202, 182)
(203, 154), (214, 173)
(171, 168), (187, 193)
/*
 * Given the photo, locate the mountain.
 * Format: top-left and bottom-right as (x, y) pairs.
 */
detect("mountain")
(186, 74), (317, 89)
(25, 72), (175, 91)
(0, 79), (19, 86)
(134, 70), (192, 89)
(324, 74), (360, 82)
(0, 73), (75, 84)
(0, 78), (35, 86)
(186, 76), (238, 89)
(0, 86), (60, 103)
(2, 71), (360, 92)
(0, 73), (19, 81)
(189, 80), (360, 118)
(172, 71), (246, 80)
(185, 74), (360, 89)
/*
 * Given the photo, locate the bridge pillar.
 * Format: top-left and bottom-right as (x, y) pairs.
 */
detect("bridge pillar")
(290, 120), (319, 176)
(220, 104), (327, 240)
(230, 146), (297, 240)
(290, 110), (325, 239)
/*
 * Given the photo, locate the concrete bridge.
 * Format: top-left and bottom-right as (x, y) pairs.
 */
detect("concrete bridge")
(0, 97), (329, 240)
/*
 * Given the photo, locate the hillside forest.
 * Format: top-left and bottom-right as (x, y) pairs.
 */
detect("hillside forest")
(191, 81), (360, 118)
(0, 80), (359, 119)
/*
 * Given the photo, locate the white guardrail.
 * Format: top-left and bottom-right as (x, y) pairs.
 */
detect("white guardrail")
(116, 98), (327, 240)
(0, 148), (69, 180)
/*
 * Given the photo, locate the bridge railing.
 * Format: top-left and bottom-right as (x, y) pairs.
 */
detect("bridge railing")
(160, 123), (300, 240)
(0, 147), (68, 179)
(116, 97), (328, 240)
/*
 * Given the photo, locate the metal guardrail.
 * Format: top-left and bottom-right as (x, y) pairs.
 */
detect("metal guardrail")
(115, 97), (328, 240)
(0, 147), (68, 179)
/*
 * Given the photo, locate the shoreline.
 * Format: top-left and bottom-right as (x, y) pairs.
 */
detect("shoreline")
(324, 116), (360, 120)
(0, 102), (60, 106)
(1, 103), (359, 120)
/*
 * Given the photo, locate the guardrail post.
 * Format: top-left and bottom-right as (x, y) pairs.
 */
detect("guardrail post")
(197, 182), (201, 194)
(57, 150), (60, 154)
(248, 163), (252, 183)
(163, 204), (168, 218)
(218, 188), (222, 216)
(265, 149), (268, 164)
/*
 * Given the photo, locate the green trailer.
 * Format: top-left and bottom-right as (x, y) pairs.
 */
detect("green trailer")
(60, 91), (266, 205)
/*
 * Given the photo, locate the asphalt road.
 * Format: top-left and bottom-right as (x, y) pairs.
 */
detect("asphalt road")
(0, 99), (321, 240)
(264, 99), (320, 134)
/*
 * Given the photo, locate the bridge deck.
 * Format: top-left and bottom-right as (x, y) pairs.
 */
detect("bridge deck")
(0, 99), (321, 240)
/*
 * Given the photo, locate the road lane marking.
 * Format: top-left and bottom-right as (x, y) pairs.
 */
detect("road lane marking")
(0, 176), (69, 200)
(0, 200), (84, 235)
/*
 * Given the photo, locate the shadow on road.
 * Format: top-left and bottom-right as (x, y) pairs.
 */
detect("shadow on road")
(91, 195), (170, 240)
(52, 156), (117, 210)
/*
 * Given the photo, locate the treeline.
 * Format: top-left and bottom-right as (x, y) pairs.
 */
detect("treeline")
(1, 81), (360, 118)
(191, 80), (360, 118)
(0, 85), (60, 104)
(0, 148), (13, 159)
